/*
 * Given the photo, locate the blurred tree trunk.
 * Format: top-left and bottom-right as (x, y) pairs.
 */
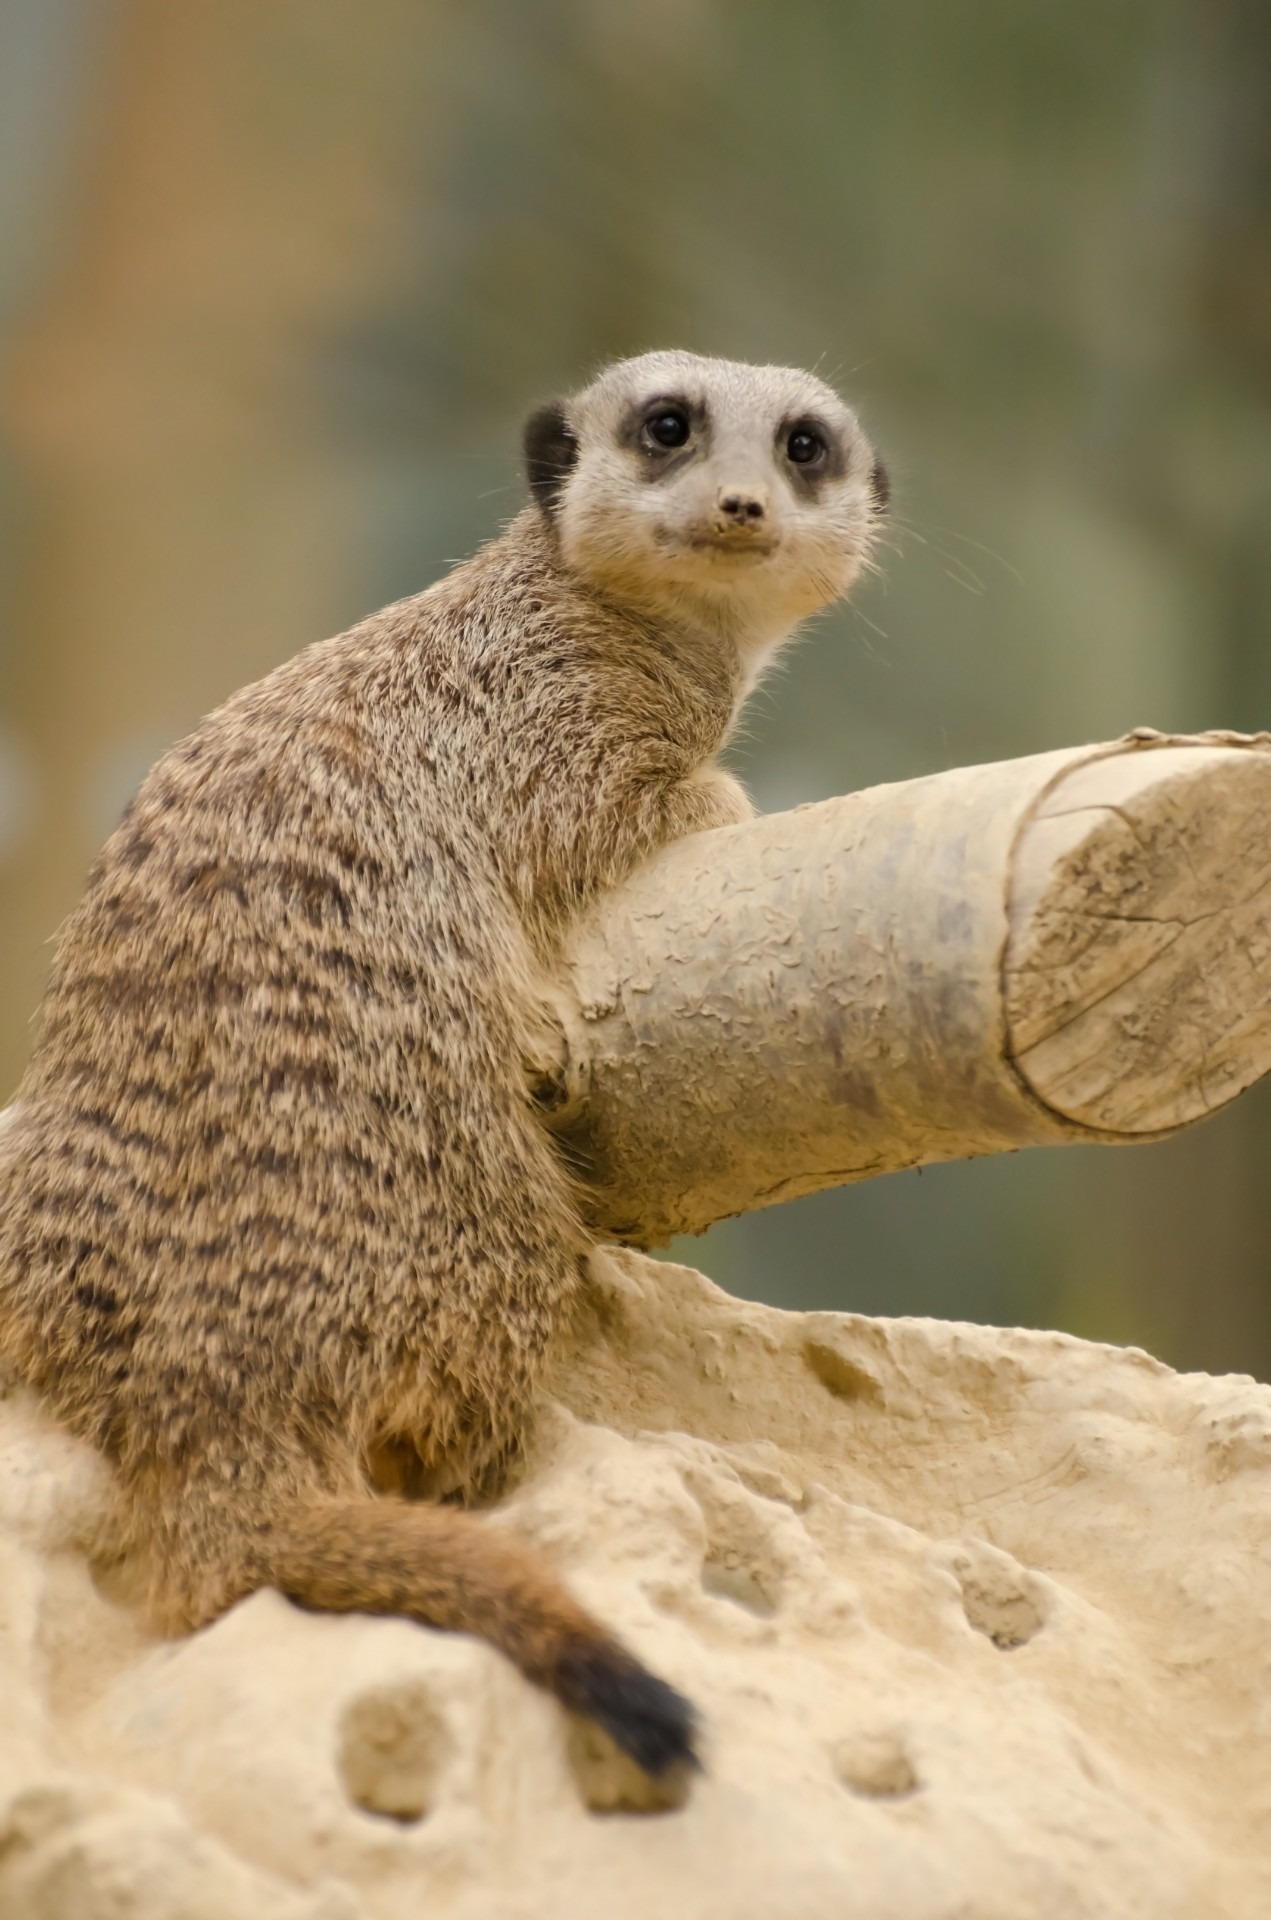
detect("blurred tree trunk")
(1097, 0), (1271, 1379)
(0, 0), (448, 1096)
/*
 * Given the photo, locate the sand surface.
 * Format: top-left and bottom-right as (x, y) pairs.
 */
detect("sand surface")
(1, 1248), (1268, 1918)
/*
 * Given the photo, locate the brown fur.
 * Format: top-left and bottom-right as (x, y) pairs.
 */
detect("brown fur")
(0, 353), (882, 1773)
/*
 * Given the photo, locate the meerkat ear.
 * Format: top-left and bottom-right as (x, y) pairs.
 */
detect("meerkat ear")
(869, 456), (891, 514)
(524, 402), (579, 519)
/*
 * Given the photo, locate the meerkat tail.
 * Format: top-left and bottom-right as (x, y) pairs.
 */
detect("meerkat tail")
(268, 1496), (698, 1776)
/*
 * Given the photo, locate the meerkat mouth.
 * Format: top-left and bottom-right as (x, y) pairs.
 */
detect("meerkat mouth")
(686, 530), (779, 561)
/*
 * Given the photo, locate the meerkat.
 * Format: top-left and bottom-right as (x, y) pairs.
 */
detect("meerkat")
(0, 351), (886, 1776)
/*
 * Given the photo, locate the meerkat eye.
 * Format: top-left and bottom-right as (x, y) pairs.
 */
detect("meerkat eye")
(643, 407), (691, 451)
(786, 424), (827, 467)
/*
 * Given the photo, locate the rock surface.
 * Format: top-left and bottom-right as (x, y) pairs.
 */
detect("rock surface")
(1, 1248), (1269, 1918)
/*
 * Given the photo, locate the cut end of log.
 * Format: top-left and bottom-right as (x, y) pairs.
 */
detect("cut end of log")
(1005, 743), (1271, 1137)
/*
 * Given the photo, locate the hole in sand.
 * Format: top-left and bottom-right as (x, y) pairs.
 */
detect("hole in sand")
(955, 1562), (1044, 1650)
(701, 1555), (777, 1617)
(337, 1680), (450, 1823)
(680, 1468), (787, 1624)
(567, 1718), (695, 1816)
(833, 1728), (919, 1798)
(802, 1339), (883, 1405)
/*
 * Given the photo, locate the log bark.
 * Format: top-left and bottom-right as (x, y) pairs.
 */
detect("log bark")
(545, 730), (1271, 1246)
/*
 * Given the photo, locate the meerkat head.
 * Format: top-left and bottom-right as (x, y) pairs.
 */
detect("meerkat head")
(524, 349), (887, 665)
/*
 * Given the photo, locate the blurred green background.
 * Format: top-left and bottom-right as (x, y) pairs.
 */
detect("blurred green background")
(1, 2), (1268, 1377)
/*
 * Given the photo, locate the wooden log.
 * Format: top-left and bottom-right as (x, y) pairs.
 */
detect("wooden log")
(546, 731), (1271, 1245)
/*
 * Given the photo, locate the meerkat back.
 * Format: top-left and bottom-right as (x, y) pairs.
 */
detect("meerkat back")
(0, 350), (886, 1776)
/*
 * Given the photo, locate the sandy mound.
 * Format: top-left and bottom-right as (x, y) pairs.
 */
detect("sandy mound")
(1, 1248), (1268, 1918)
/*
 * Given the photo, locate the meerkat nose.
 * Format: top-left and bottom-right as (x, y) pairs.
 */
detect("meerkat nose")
(718, 488), (768, 524)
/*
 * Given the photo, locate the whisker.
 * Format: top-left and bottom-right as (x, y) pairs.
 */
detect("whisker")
(923, 522), (1024, 585)
(938, 556), (986, 595)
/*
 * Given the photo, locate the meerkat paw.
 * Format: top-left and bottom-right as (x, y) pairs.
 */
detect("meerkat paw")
(672, 764), (755, 836)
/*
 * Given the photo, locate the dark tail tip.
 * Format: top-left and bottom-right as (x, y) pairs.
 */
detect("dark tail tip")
(555, 1639), (700, 1777)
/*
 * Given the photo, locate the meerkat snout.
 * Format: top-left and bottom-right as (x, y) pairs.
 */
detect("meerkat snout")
(717, 488), (768, 524)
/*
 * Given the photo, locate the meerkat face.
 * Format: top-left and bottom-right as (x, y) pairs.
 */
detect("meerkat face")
(524, 350), (887, 658)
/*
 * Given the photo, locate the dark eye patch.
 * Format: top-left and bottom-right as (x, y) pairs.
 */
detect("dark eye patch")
(778, 413), (844, 492)
(619, 392), (708, 479)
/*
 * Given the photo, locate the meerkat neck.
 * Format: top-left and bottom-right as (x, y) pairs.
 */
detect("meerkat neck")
(637, 579), (801, 711)
(518, 514), (790, 700)
(490, 509), (747, 699)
